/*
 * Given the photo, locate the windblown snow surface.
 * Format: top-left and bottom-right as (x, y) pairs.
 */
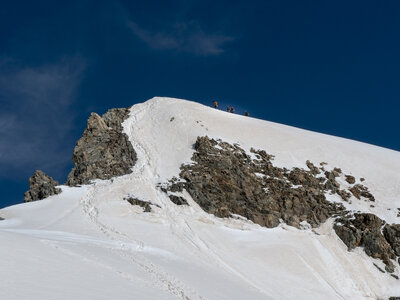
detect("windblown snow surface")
(1, 97), (399, 299)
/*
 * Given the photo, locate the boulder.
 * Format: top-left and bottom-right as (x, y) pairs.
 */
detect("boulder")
(125, 197), (153, 212)
(345, 175), (356, 184)
(169, 195), (188, 206)
(349, 184), (375, 201)
(383, 224), (400, 256)
(24, 170), (61, 202)
(334, 213), (397, 272)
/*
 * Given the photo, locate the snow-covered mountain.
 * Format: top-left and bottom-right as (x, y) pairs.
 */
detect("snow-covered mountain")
(1, 97), (399, 300)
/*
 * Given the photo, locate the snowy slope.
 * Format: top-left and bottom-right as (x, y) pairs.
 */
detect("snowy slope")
(1, 97), (399, 299)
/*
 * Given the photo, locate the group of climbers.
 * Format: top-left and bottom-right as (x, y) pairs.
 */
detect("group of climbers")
(212, 100), (249, 116)
(226, 106), (235, 113)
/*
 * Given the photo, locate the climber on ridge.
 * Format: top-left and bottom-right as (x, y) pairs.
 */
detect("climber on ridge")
(213, 100), (218, 109)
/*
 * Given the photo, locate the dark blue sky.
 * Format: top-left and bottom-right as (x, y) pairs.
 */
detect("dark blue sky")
(1, 0), (399, 208)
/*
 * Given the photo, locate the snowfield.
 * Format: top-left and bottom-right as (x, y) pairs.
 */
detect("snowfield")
(1, 97), (399, 299)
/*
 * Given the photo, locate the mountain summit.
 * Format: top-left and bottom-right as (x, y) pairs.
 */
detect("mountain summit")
(1, 97), (400, 299)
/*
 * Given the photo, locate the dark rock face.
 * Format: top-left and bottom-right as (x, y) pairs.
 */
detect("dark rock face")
(349, 184), (375, 202)
(24, 170), (61, 202)
(66, 108), (137, 186)
(384, 224), (400, 257)
(345, 175), (356, 184)
(125, 196), (160, 212)
(166, 136), (346, 229)
(169, 195), (188, 205)
(164, 136), (400, 273)
(101, 108), (129, 132)
(306, 160), (320, 175)
(334, 213), (397, 272)
(337, 189), (352, 202)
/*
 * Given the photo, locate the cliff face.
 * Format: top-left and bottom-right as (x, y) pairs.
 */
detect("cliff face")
(66, 108), (137, 186)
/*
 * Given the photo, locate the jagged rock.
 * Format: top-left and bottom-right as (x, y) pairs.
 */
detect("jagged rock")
(334, 222), (362, 249)
(101, 108), (130, 132)
(24, 170), (61, 202)
(337, 189), (352, 202)
(166, 136), (345, 229)
(386, 261), (396, 273)
(349, 186), (361, 199)
(0, 217), (4, 221)
(169, 195), (188, 205)
(349, 184), (375, 201)
(324, 168), (341, 194)
(125, 197), (158, 212)
(324, 171), (340, 193)
(306, 160), (320, 175)
(383, 224), (400, 256)
(325, 171), (336, 181)
(66, 108), (137, 186)
(345, 175), (356, 184)
(334, 213), (396, 272)
(332, 168), (342, 177)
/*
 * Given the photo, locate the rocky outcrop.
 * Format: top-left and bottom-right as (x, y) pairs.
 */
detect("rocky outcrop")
(164, 136), (400, 273)
(24, 170), (61, 202)
(66, 108), (137, 186)
(168, 195), (188, 205)
(345, 175), (356, 184)
(101, 108), (130, 132)
(349, 184), (375, 201)
(384, 224), (400, 258)
(165, 136), (346, 229)
(306, 160), (320, 175)
(125, 196), (160, 212)
(334, 213), (397, 272)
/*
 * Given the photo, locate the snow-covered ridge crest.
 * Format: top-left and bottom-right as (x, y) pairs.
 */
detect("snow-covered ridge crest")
(1, 96), (400, 299)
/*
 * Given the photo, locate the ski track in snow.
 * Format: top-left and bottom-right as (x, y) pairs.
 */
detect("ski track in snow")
(128, 99), (277, 298)
(75, 99), (206, 300)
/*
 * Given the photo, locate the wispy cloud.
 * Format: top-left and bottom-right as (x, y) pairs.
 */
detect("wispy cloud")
(128, 20), (234, 56)
(0, 56), (86, 179)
